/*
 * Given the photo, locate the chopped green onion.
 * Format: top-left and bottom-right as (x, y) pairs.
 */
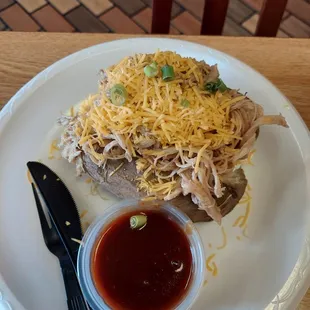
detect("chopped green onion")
(130, 214), (147, 230)
(144, 61), (158, 77)
(218, 79), (228, 92)
(110, 84), (128, 106)
(181, 99), (190, 108)
(161, 65), (175, 82)
(204, 78), (228, 93)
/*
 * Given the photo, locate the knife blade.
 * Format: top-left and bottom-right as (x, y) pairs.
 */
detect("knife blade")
(27, 161), (82, 267)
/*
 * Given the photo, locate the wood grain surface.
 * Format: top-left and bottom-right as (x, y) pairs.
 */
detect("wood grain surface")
(0, 32), (309, 308)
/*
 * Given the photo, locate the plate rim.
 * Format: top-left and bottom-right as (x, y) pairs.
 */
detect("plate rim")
(0, 37), (309, 310)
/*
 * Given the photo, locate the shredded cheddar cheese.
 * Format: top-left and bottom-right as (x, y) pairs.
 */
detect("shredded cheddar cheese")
(70, 106), (75, 117)
(74, 51), (246, 198)
(233, 187), (252, 239)
(49, 139), (60, 159)
(239, 202), (251, 228)
(233, 203), (251, 228)
(109, 162), (124, 177)
(206, 254), (216, 270)
(233, 216), (244, 227)
(238, 189), (251, 204)
(217, 226), (227, 250)
(206, 254), (218, 276)
(211, 262), (218, 276)
(247, 149), (256, 166)
(141, 196), (157, 202)
(242, 225), (249, 238)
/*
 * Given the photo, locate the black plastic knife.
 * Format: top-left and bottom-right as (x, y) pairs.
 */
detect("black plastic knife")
(27, 161), (91, 310)
(27, 161), (82, 268)
(31, 183), (90, 310)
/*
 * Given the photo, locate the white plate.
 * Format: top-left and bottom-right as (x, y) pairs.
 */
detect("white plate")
(0, 38), (309, 310)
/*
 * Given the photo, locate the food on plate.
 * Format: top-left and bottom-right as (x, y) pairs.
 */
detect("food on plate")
(92, 209), (193, 309)
(58, 51), (288, 224)
(83, 155), (247, 222)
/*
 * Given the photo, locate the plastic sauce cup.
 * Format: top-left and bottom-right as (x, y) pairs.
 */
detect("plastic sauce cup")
(77, 199), (205, 310)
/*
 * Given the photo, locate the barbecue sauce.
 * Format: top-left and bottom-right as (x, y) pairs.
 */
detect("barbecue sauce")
(91, 210), (192, 310)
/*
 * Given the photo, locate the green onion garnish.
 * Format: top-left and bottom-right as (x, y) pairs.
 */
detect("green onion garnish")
(144, 61), (158, 77)
(130, 214), (147, 230)
(110, 84), (128, 106)
(181, 99), (190, 107)
(161, 65), (175, 82)
(204, 78), (228, 94)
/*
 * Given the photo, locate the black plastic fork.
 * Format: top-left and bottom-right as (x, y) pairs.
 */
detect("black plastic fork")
(31, 183), (90, 310)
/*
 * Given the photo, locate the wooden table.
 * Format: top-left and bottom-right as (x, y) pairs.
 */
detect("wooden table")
(0, 32), (309, 308)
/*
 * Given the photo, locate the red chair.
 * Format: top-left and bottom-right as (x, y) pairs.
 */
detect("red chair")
(152, 0), (288, 36)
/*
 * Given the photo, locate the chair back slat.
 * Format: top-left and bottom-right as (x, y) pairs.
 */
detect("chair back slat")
(151, 0), (287, 37)
(201, 0), (230, 35)
(151, 0), (173, 34)
(256, 0), (288, 36)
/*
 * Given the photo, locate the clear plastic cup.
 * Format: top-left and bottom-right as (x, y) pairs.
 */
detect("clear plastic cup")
(77, 199), (205, 310)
